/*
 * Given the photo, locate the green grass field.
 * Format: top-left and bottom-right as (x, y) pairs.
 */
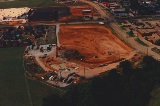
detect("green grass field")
(120, 26), (126, 30)
(0, 0), (63, 9)
(149, 85), (160, 106)
(135, 38), (149, 47)
(126, 31), (134, 37)
(0, 47), (63, 106)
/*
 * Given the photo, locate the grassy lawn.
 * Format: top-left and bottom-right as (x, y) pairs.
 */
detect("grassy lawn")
(149, 85), (160, 106)
(27, 79), (64, 106)
(0, 47), (63, 106)
(0, 0), (63, 9)
(135, 38), (149, 47)
(117, 22), (122, 25)
(126, 31), (134, 37)
(120, 26), (126, 30)
(0, 47), (30, 106)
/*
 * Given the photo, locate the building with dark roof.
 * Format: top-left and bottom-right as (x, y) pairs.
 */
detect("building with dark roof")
(28, 7), (71, 22)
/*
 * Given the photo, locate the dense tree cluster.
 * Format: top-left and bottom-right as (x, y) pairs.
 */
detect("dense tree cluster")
(130, 0), (160, 15)
(0, 25), (49, 47)
(155, 39), (160, 46)
(28, 7), (71, 22)
(43, 56), (160, 106)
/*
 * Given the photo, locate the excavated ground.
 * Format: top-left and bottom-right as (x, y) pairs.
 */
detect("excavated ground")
(58, 24), (133, 66)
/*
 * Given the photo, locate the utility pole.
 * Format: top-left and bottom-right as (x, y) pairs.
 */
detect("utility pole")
(84, 66), (85, 77)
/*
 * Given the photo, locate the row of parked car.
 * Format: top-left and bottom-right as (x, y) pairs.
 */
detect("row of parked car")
(151, 47), (160, 55)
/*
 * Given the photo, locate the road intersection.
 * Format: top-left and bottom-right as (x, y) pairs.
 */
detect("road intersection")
(80, 0), (160, 60)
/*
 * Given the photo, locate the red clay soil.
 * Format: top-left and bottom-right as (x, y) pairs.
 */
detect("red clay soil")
(69, 5), (98, 17)
(58, 5), (98, 22)
(58, 24), (133, 65)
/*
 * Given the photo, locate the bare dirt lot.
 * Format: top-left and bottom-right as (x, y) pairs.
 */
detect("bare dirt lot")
(58, 5), (98, 22)
(58, 24), (133, 66)
(69, 5), (98, 17)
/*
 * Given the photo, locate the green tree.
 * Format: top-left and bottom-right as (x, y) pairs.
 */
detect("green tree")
(119, 60), (132, 76)
(91, 69), (127, 106)
(155, 39), (160, 46)
(42, 94), (67, 106)
(63, 83), (95, 106)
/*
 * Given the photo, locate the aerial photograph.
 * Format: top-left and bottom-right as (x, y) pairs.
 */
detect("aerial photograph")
(0, 0), (160, 106)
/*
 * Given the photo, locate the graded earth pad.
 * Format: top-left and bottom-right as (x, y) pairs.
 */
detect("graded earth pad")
(58, 24), (133, 66)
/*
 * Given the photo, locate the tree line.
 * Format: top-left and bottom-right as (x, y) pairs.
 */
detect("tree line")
(42, 56), (160, 106)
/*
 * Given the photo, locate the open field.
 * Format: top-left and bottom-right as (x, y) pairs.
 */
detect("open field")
(149, 85), (160, 106)
(0, 47), (63, 106)
(0, 0), (63, 9)
(58, 24), (133, 66)
(0, 47), (30, 106)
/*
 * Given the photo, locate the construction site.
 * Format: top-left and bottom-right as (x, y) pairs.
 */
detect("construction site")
(69, 5), (99, 20)
(24, 24), (135, 87)
(58, 4), (99, 22)
(58, 24), (133, 65)
(0, 4), (98, 24)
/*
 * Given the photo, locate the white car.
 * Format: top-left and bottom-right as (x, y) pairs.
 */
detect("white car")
(49, 76), (53, 80)
(99, 22), (104, 25)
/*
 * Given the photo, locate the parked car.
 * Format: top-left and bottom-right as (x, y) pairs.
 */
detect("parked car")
(52, 75), (57, 81)
(63, 77), (68, 83)
(66, 78), (75, 84)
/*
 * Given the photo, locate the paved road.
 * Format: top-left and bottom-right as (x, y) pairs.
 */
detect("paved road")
(80, 0), (115, 21)
(81, 0), (160, 60)
(28, 45), (56, 71)
(109, 19), (160, 60)
(80, 0), (108, 18)
(56, 23), (60, 47)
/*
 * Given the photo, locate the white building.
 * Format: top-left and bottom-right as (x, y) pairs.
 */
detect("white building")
(0, 7), (30, 23)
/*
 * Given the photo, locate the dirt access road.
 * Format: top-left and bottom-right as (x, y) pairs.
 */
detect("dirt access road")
(58, 24), (133, 67)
